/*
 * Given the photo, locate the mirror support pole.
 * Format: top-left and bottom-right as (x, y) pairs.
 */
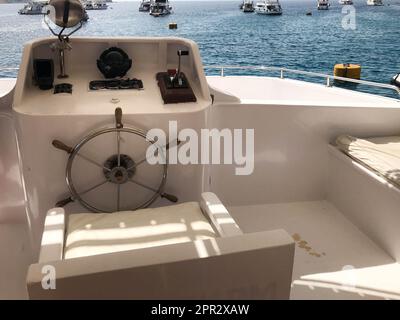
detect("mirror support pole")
(58, 42), (68, 79)
(44, 16), (82, 79)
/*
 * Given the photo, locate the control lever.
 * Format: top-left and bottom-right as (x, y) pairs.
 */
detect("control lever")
(156, 49), (196, 103)
(173, 50), (189, 86)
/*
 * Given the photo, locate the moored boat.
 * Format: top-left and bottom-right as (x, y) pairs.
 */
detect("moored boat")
(367, 0), (384, 5)
(149, 0), (172, 17)
(18, 0), (48, 15)
(84, 0), (108, 10)
(241, 0), (255, 12)
(255, 0), (282, 15)
(139, 0), (151, 12)
(317, 0), (330, 10)
(339, 0), (353, 4)
(93, 0), (108, 10)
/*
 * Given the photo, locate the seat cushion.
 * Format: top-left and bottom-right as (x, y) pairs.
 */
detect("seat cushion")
(336, 135), (400, 187)
(64, 202), (217, 259)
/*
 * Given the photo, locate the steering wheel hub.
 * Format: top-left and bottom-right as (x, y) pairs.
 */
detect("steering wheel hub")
(103, 154), (135, 184)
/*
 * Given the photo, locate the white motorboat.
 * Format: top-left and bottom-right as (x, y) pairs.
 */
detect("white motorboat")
(139, 0), (151, 12)
(255, 0), (282, 15)
(84, 0), (108, 10)
(18, 0), (48, 15)
(367, 0), (384, 5)
(339, 0), (353, 4)
(84, 0), (94, 10)
(149, 0), (172, 17)
(93, 0), (108, 10)
(2, 0), (400, 301)
(242, 0), (255, 12)
(318, 0), (330, 10)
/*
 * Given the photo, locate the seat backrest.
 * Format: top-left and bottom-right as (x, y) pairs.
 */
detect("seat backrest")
(27, 229), (295, 299)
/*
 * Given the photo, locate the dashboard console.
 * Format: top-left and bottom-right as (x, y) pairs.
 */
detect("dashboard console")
(13, 37), (211, 115)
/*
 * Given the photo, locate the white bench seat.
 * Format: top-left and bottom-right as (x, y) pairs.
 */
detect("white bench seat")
(336, 135), (400, 188)
(29, 193), (295, 299)
(65, 202), (217, 259)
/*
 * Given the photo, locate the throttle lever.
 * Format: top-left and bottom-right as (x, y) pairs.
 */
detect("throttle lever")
(175, 50), (190, 85)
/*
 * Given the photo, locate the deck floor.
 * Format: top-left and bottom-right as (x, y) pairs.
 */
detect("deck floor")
(2, 200), (400, 299)
(228, 200), (400, 299)
(0, 223), (32, 299)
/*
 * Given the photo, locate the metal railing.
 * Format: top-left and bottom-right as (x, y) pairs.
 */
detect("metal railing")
(0, 67), (19, 79)
(0, 67), (19, 72)
(1, 65), (399, 97)
(204, 65), (400, 97)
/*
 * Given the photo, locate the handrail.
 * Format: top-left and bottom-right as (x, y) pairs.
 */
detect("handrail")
(1, 65), (399, 96)
(0, 67), (19, 71)
(204, 65), (400, 96)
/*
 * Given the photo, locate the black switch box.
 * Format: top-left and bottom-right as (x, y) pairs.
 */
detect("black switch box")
(33, 59), (54, 90)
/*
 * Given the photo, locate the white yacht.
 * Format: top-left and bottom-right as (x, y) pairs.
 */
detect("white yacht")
(139, 0), (151, 12)
(367, 0), (384, 5)
(2, 0), (400, 300)
(255, 0), (282, 15)
(149, 0), (172, 16)
(242, 0), (255, 12)
(318, 0), (330, 10)
(18, 0), (48, 15)
(85, 0), (108, 10)
(93, 0), (108, 10)
(84, 0), (94, 10)
(339, 0), (353, 4)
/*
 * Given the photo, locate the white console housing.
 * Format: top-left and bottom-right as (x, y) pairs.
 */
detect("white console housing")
(12, 37), (212, 256)
(14, 37), (211, 115)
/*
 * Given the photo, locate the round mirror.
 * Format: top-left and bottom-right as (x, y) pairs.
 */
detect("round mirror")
(48, 0), (84, 28)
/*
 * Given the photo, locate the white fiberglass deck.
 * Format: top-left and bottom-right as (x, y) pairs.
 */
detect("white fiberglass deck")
(3, 200), (399, 300)
(228, 200), (400, 300)
(0, 224), (32, 299)
(207, 76), (400, 108)
(0, 79), (16, 99)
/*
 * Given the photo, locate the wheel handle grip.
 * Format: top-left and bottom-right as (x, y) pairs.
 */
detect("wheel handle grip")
(115, 107), (123, 128)
(162, 193), (178, 203)
(55, 197), (74, 207)
(52, 140), (73, 154)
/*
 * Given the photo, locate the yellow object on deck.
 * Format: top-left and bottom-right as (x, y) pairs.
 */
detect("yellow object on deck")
(334, 64), (361, 80)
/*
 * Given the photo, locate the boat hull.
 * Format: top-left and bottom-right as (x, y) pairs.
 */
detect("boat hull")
(255, 3), (282, 15)
(255, 10), (282, 15)
(18, 11), (43, 15)
(150, 12), (170, 17)
(150, 6), (172, 16)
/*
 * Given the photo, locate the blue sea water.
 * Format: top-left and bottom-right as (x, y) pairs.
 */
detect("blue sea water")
(0, 1), (399, 97)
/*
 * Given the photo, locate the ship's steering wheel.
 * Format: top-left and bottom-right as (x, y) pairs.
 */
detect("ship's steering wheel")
(53, 108), (178, 213)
